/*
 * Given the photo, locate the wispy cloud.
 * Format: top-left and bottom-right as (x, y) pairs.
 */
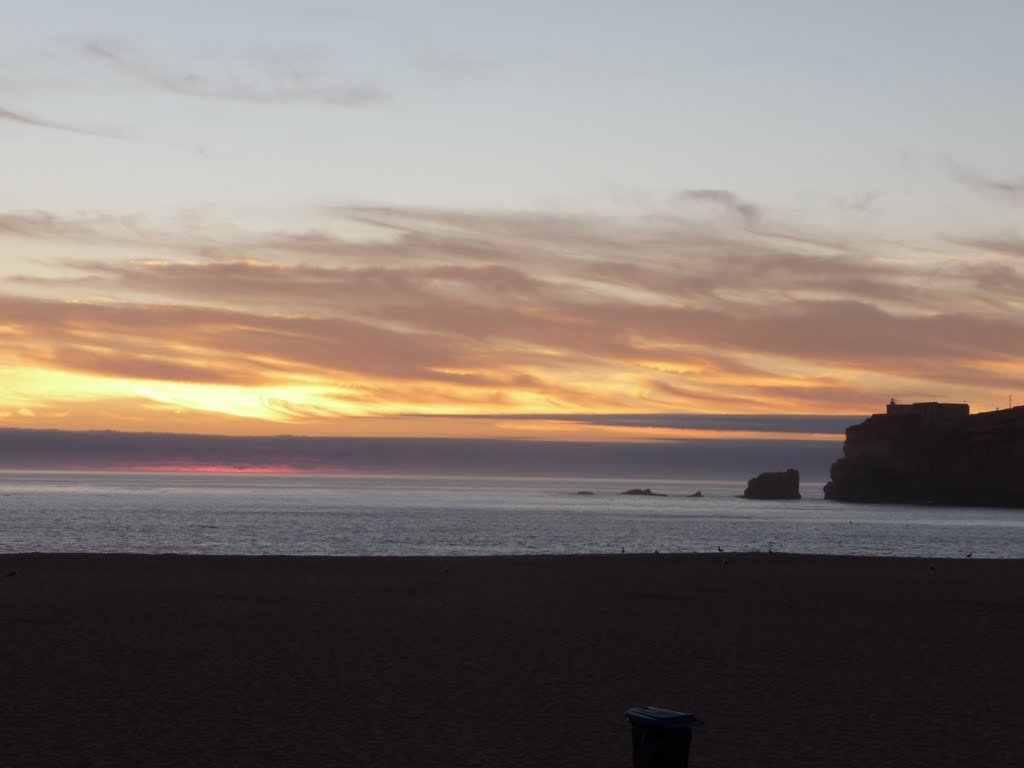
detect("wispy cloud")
(946, 159), (1024, 203)
(406, 412), (862, 435)
(0, 105), (122, 138)
(79, 39), (387, 107)
(0, 295), (472, 384)
(952, 237), (1024, 261)
(0, 211), (149, 242)
(681, 189), (762, 227)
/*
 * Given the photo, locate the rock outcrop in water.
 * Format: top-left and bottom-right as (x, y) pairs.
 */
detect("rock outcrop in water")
(744, 469), (800, 500)
(824, 401), (1024, 506)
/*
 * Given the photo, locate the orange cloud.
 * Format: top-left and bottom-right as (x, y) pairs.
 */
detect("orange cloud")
(2, 204), (1022, 437)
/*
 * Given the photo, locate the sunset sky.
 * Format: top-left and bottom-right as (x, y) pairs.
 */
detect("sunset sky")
(2, 1), (1023, 452)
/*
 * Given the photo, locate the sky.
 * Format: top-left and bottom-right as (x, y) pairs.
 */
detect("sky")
(2, 1), (1023, 464)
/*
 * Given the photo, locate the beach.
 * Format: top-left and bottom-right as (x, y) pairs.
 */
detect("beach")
(1, 553), (1021, 767)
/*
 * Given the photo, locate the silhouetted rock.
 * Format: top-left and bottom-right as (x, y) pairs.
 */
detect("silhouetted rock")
(621, 488), (667, 497)
(688, 491), (704, 497)
(824, 401), (1024, 506)
(744, 469), (800, 500)
(576, 491), (594, 495)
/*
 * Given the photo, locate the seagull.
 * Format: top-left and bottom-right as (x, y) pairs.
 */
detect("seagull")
(717, 546), (723, 553)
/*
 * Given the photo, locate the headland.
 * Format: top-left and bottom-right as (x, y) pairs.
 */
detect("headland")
(825, 401), (1024, 506)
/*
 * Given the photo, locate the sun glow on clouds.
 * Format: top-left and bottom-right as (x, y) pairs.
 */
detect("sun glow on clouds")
(2, 200), (1024, 439)
(135, 384), (349, 422)
(490, 418), (844, 444)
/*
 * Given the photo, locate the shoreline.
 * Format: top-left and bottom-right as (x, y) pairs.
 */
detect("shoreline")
(3, 552), (1022, 766)
(4, 550), (1022, 561)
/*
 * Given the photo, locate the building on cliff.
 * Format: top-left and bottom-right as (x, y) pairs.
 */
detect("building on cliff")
(824, 402), (1024, 507)
(883, 400), (969, 427)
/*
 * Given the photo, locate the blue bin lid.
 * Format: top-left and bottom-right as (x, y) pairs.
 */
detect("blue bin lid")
(625, 706), (703, 728)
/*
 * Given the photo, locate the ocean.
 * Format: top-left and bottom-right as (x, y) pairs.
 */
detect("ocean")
(1, 471), (1022, 559)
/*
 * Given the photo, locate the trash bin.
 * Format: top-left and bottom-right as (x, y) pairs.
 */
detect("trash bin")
(624, 706), (703, 768)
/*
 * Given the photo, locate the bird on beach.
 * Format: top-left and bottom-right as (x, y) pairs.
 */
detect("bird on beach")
(966, 552), (973, 558)
(717, 546), (723, 553)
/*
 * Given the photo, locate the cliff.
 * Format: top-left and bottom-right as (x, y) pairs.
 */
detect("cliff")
(824, 402), (1024, 506)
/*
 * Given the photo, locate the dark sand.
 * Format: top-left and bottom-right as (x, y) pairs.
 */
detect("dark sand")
(1, 553), (1022, 767)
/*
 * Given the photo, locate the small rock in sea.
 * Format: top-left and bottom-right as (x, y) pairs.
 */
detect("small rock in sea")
(621, 488), (668, 497)
(688, 491), (704, 497)
(576, 491), (594, 495)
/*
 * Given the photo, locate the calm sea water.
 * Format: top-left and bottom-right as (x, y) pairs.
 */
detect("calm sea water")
(1, 472), (1022, 559)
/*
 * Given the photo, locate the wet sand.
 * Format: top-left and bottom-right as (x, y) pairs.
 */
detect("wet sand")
(1, 553), (1022, 767)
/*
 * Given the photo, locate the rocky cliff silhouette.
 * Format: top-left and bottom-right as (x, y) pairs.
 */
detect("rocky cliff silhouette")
(824, 401), (1024, 506)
